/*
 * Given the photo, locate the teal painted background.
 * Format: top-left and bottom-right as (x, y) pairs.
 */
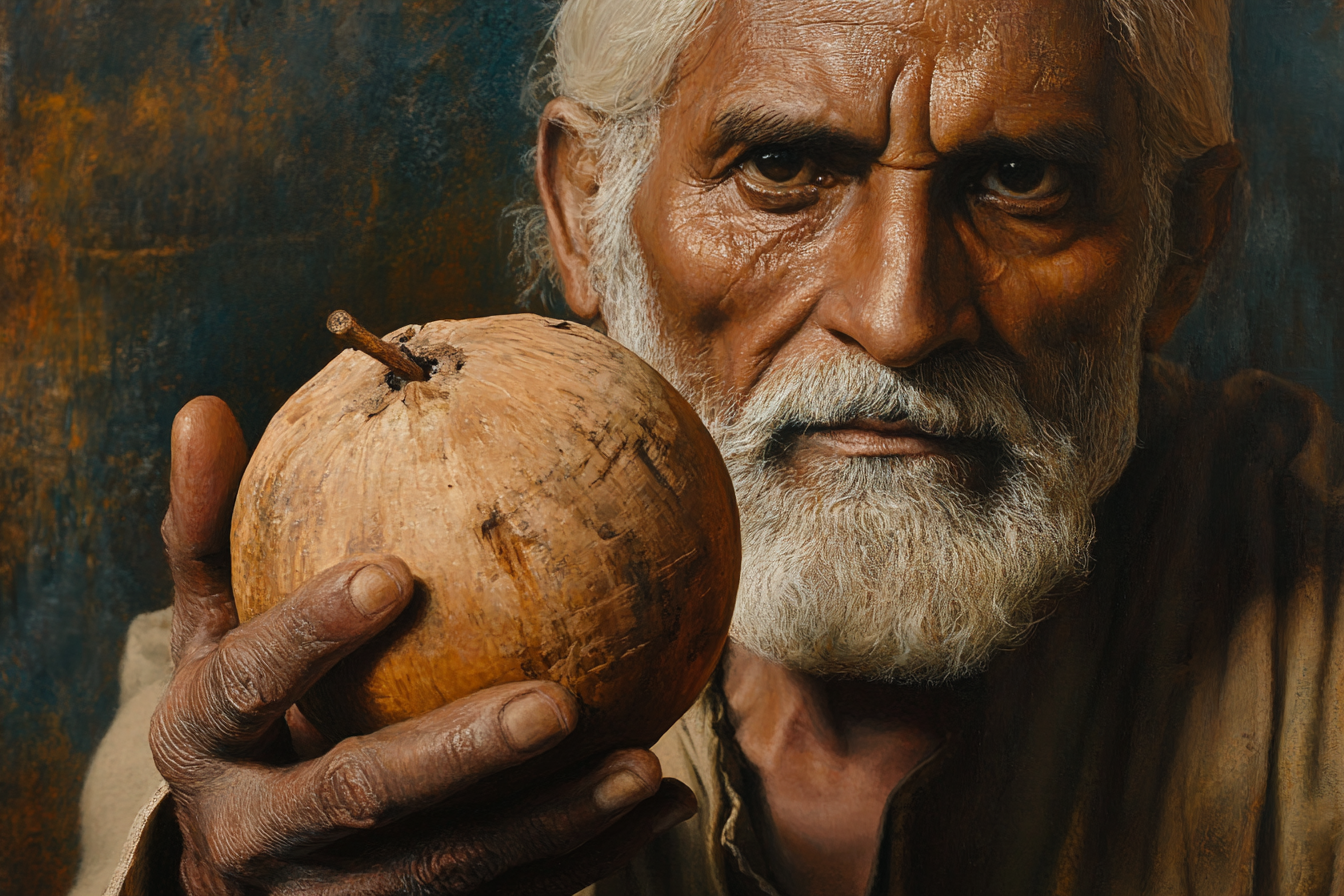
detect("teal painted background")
(1170, 0), (1344, 408)
(0, 0), (1340, 890)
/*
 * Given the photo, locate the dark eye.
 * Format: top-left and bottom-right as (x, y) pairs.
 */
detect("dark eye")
(752, 148), (807, 183)
(735, 146), (837, 212)
(980, 157), (1065, 200)
(996, 158), (1046, 193)
(739, 146), (822, 190)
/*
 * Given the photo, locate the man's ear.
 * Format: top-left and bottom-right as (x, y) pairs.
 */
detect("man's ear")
(1142, 142), (1243, 351)
(536, 97), (604, 321)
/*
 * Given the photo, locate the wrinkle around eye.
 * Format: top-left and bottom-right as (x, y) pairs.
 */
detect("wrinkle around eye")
(983, 162), (1063, 198)
(736, 175), (823, 212)
(974, 187), (1071, 219)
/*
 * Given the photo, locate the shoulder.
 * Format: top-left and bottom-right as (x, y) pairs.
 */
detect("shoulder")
(1125, 357), (1344, 551)
(1141, 356), (1343, 483)
(1098, 361), (1344, 703)
(1214, 366), (1340, 482)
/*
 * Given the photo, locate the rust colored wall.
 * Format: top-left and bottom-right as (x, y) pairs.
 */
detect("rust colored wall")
(0, 0), (550, 889)
(0, 0), (1340, 892)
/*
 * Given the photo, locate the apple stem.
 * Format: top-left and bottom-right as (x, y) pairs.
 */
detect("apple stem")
(327, 310), (429, 382)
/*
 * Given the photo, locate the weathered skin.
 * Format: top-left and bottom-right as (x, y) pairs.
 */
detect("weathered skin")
(538, 1), (1238, 893)
(151, 397), (697, 896)
(148, 0), (1239, 892)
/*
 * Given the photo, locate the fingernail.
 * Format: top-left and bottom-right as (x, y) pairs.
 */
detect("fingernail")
(500, 692), (569, 753)
(593, 770), (653, 813)
(652, 801), (696, 834)
(350, 565), (400, 616)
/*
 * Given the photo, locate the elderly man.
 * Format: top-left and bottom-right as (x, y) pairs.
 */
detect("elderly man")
(75, 0), (1344, 893)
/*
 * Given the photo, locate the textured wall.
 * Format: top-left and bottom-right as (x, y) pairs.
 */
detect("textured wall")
(0, 0), (1340, 892)
(1169, 0), (1344, 407)
(0, 1), (550, 890)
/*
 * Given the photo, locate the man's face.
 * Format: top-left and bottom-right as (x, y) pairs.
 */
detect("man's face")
(633, 0), (1150, 412)
(576, 0), (1165, 680)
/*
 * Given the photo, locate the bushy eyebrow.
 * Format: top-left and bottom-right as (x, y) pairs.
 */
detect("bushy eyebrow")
(707, 104), (885, 158)
(945, 122), (1109, 167)
(708, 104), (1107, 167)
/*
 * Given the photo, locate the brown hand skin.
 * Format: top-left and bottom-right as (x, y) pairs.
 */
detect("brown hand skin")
(150, 396), (697, 896)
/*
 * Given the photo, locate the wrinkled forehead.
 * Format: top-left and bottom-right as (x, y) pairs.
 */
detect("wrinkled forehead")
(677, 0), (1117, 152)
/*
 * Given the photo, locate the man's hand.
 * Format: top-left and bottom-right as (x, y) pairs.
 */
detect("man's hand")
(149, 397), (696, 896)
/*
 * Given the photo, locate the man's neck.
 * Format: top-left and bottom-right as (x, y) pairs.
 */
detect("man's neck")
(720, 643), (949, 896)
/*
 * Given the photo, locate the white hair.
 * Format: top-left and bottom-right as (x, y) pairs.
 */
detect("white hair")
(1105, 0), (1233, 164)
(512, 0), (714, 309)
(542, 0), (1231, 152)
(543, 0), (1232, 154)
(550, 0), (717, 118)
(506, 0), (1221, 679)
(513, 0), (1233, 302)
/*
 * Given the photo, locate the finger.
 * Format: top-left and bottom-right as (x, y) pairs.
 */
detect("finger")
(182, 556), (414, 751)
(286, 706), (336, 761)
(267, 748), (667, 896)
(163, 396), (249, 663)
(484, 778), (698, 896)
(371, 749), (666, 894)
(226, 681), (581, 857)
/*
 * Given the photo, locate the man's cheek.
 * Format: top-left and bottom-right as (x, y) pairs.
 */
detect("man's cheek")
(974, 235), (1143, 351)
(637, 194), (851, 397)
(638, 189), (742, 308)
(639, 188), (833, 324)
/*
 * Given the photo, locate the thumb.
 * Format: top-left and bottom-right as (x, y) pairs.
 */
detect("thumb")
(162, 396), (250, 665)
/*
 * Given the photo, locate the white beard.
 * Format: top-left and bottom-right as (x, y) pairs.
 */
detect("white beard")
(704, 348), (1123, 682)
(587, 115), (1158, 682)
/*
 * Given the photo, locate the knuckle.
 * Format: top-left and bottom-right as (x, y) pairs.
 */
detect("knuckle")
(208, 639), (284, 725)
(251, 600), (342, 665)
(273, 603), (325, 651)
(511, 808), (578, 859)
(432, 719), (485, 777)
(147, 715), (194, 779)
(149, 689), (212, 780)
(197, 819), (267, 879)
(405, 840), (506, 896)
(313, 749), (388, 830)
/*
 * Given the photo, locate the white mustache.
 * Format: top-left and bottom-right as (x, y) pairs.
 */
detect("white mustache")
(713, 349), (1057, 467)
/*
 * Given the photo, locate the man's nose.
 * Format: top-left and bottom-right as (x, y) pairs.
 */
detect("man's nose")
(814, 168), (980, 368)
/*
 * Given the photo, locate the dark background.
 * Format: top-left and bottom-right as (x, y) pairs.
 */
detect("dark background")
(0, 0), (1339, 891)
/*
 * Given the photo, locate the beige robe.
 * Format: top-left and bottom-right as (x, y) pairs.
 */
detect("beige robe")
(78, 358), (1344, 895)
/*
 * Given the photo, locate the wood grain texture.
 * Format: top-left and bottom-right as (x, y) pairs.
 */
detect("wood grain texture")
(327, 310), (430, 382)
(231, 315), (740, 767)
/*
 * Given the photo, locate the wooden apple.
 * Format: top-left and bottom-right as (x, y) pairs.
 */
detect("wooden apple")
(230, 313), (739, 770)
